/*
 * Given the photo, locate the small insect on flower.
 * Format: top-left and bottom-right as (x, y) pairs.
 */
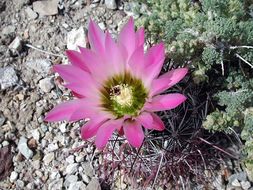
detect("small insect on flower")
(45, 17), (188, 149)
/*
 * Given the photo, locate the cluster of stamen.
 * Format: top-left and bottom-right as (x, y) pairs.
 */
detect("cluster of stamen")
(110, 84), (133, 107)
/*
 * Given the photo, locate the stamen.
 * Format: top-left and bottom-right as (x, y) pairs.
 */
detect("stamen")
(110, 84), (133, 107)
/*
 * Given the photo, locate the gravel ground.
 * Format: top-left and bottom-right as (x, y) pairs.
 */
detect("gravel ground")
(0, 0), (253, 190)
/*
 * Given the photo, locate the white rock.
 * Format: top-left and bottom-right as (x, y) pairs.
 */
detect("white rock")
(8, 37), (22, 53)
(43, 152), (54, 165)
(25, 7), (38, 20)
(2, 140), (9, 147)
(18, 137), (33, 159)
(81, 174), (90, 184)
(39, 77), (55, 93)
(65, 163), (78, 175)
(75, 155), (84, 163)
(47, 143), (59, 152)
(16, 179), (25, 188)
(105, 0), (117, 10)
(50, 171), (61, 180)
(33, 0), (59, 16)
(25, 59), (51, 76)
(10, 171), (18, 183)
(31, 129), (40, 141)
(64, 175), (78, 188)
(68, 181), (86, 190)
(87, 178), (101, 190)
(32, 160), (40, 170)
(66, 155), (75, 164)
(2, 25), (15, 36)
(59, 123), (67, 133)
(0, 67), (18, 90)
(241, 181), (251, 190)
(48, 178), (63, 190)
(67, 27), (87, 51)
(232, 179), (241, 187)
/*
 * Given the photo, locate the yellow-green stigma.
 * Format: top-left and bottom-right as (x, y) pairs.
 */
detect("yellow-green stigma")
(100, 72), (148, 118)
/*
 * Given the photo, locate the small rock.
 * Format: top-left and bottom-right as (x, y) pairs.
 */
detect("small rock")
(50, 171), (61, 180)
(25, 59), (51, 76)
(67, 27), (87, 51)
(82, 162), (93, 177)
(8, 36), (22, 53)
(75, 155), (84, 163)
(2, 25), (15, 36)
(66, 155), (75, 164)
(2, 141), (9, 147)
(18, 137), (33, 159)
(10, 171), (18, 183)
(105, 0), (117, 10)
(81, 174), (90, 184)
(25, 7), (38, 20)
(64, 175), (78, 188)
(229, 172), (247, 183)
(59, 123), (67, 133)
(87, 178), (101, 190)
(43, 152), (54, 165)
(47, 143), (59, 152)
(31, 129), (40, 141)
(0, 114), (5, 127)
(28, 138), (37, 149)
(68, 181), (86, 190)
(33, 0), (59, 16)
(0, 67), (18, 90)
(241, 181), (251, 190)
(232, 179), (241, 187)
(48, 178), (63, 190)
(39, 77), (55, 93)
(65, 163), (78, 175)
(32, 160), (40, 170)
(16, 179), (25, 188)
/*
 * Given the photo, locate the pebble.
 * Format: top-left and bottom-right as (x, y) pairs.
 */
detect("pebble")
(232, 179), (241, 187)
(25, 7), (38, 20)
(229, 172), (247, 183)
(25, 59), (51, 77)
(0, 114), (5, 127)
(31, 129), (41, 141)
(2, 140), (9, 147)
(18, 136), (33, 159)
(8, 36), (22, 53)
(64, 175), (78, 188)
(65, 163), (78, 175)
(43, 152), (55, 165)
(82, 162), (93, 177)
(39, 77), (55, 93)
(105, 0), (117, 10)
(66, 155), (75, 164)
(48, 178), (63, 190)
(47, 143), (59, 152)
(59, 123), (67, 133)
(10, 171), (18, 183)
(33, 0), (59, 16)
(68, 181), (86, 190)
(67, 27), (87, 51)
(32, 160), (40, 170)
(241, 181), (251, 190)
(16, 179), (25, 188)
(0, 67), (18, 90)
(86, 178), (101, 190)
(2, 25), (15, 36)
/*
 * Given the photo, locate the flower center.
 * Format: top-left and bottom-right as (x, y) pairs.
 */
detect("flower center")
(100, 72), (148, 118)
(110, 84), (133, 107)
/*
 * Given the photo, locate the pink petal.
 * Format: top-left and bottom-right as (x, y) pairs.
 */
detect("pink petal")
(145, 93), (186, 112)
(105, 32), (125, 74)
(135, 27), (145, 47)
(128, 45), (145, 78)
(144, 43), (165, 81)
(81, 116), (108, 140)
(123, 120), (144, 148)
(44, 99), (86, 122)
(118, 17), (136, 59)
(95, 119), (123, 149)
(65, 50), (90, 72)
(53, 65), (100, 94)
(150, 113), (165, 131)
(79, 47), (111, 81)
(88, 19), (105, 53)
(137, 112), (165, 131)
(136, 112), (153, 130)
(150, 68), (188, 96)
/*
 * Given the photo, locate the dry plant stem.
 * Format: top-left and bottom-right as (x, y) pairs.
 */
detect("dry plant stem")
(198, 137), (237, 159)
(235, 53), (253, 68)
(220, 49), (225, 75)
(230, 45), (253, 49)
(25, 44), (66, 58)
(151, 152), (164, 189)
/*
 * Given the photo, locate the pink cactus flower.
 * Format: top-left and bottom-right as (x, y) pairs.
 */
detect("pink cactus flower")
(45, 17), (188, 149)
